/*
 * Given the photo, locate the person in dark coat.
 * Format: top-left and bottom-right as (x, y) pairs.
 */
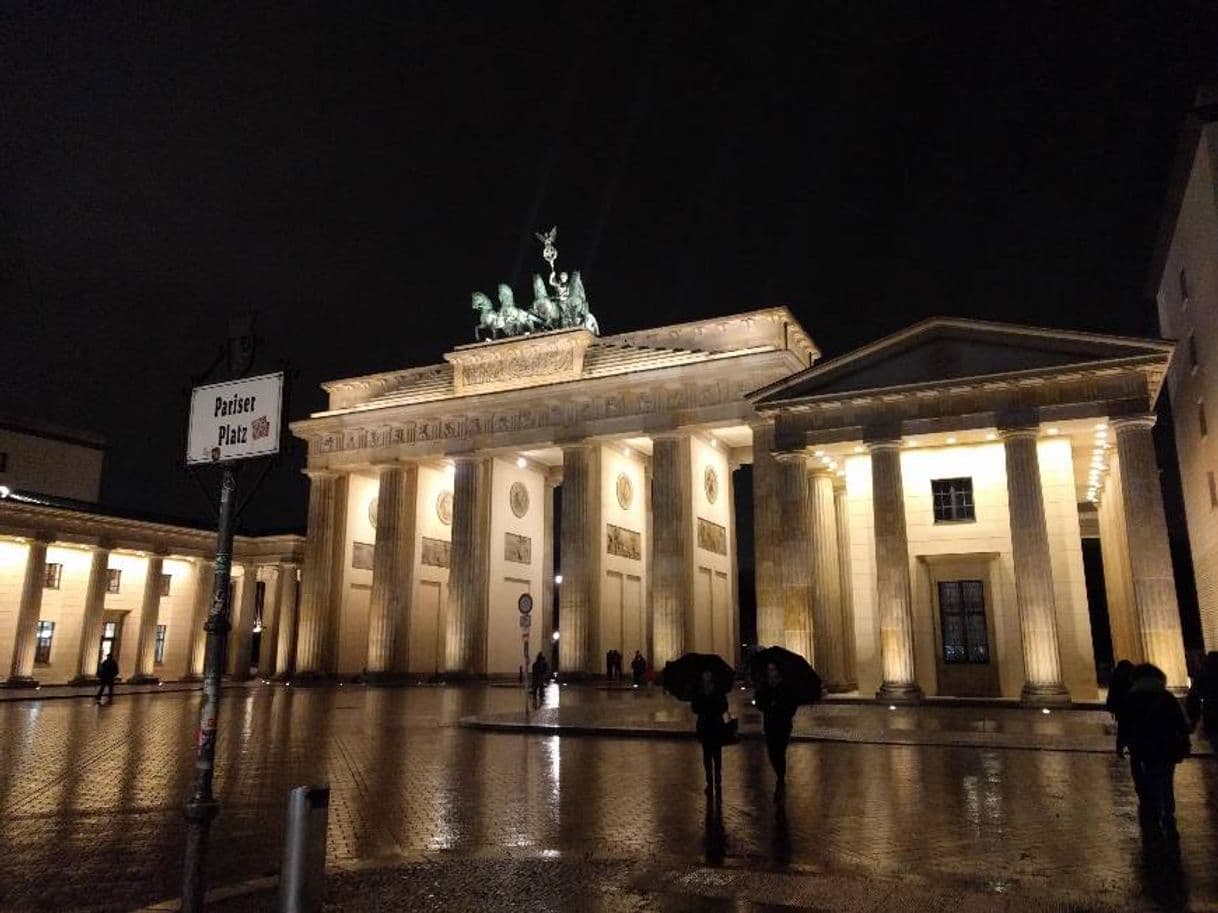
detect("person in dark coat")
(1124, 663), (1191, 840)
(691, 670), (728, 799)
(95, 654), (119, 704)
(530, 652), (550, 707)
(1108, 659), (1136, 759)
(1186, 651), (1218, 757)
(631, 651), (647, 686)
(754, 662), (799, 801)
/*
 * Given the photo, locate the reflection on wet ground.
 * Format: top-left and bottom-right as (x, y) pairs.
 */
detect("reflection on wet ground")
(0, 684), (1214, 912)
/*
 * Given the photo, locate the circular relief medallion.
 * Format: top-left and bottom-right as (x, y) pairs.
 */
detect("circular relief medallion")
(368, 496), (379, 528)
(436, 490), (454, 526)
(509, 481), (530, 518)
(704, 466), (719, 504)
(616, 472), (634, 510)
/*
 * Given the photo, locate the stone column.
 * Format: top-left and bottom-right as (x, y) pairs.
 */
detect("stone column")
(257, 563), (287, 679)
(867, 440), (922, 701)
(751, 421), (784, 647)
(1001, 427), (1070, 704)
(833, 478), (858, 690)
(128, 553), (165, 684)
(541, 472), (558, 657)
(72, 544), (112, 683)
(445, 456), (491, 675)
(295, 470), (343, 676)
(1112, 415), (1188, 687)
(809, 467), (847, 690)
(186, 559), (215, 679)
(6, 535), (50, 686)
(775, 451), (814, 662)
(651, 434), (692, 667)
(727, 462), (741, 666)
(643, 461), (654, 661)
(559, 444), (599, 673)
(273, 562), (300, 679)
(366, 463), (419, 679)
(228, 563), (259, 680)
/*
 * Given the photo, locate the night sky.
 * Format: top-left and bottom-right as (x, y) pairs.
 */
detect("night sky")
(2, 3), (1216, 535)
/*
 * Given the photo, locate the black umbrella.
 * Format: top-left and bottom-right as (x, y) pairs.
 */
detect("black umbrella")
(661, 652), (734, 702)
(750, 646), (823, 705)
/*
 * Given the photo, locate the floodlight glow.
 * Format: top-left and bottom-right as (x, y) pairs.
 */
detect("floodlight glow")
(516, 457), (527, 469)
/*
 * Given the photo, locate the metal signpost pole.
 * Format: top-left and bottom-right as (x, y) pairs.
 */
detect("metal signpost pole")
(181, 464), (237, 912)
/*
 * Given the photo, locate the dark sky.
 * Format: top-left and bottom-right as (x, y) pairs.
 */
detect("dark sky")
(2, 2), (1216, 533)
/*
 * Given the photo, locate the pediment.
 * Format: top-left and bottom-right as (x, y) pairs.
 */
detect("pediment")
(751, 317), (1173, 406)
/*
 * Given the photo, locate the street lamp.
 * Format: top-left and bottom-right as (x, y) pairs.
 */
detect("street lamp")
(551, 630), (560, 642)
(554, 574), (563, 585)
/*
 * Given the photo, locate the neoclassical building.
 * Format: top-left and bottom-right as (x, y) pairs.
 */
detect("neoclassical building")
(0, 491), (304, 686)
(286, 307), (1189, 700)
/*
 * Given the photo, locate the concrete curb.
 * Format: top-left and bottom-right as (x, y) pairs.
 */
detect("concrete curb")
(458, 714), (1217, 757)
(0, 683), (204, 703)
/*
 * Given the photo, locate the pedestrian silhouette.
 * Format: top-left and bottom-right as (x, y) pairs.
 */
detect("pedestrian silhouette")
(1123, 663), (1191, 842)
(1186, 651), (1218, 757)
(1108, 659), (1136, 758)
(754, 662), (798, 801)
(631, 650), (647, 686)
(691, 669), (728, 799)
(95, 654), (119, 704)
(530, 651), (550, 708)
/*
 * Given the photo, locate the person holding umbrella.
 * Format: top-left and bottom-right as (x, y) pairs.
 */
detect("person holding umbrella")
(751, 647), (822, 802)
(662, 652), (736, 801)
(692, 669), (729, 799)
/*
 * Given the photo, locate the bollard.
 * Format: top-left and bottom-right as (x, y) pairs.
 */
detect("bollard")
(278, 784), (329, 913)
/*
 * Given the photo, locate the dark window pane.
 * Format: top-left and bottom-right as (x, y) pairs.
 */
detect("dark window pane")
(931, 478), (975, 522)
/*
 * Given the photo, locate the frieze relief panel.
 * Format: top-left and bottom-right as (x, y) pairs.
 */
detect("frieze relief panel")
(504, 532), (532, 565)
(606, 524), (642, 560)
(421, 537), (451, 569)
(696, 518), (727, 555)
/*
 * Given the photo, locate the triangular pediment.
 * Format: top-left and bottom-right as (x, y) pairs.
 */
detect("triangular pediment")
(751, 317), (1174, 406)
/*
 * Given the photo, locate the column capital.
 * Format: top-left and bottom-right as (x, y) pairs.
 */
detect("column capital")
(772, 449), (807, 465)
(998, 425), (1040, 442)
(302, 467), (339, 481)
(748, 417), (776, 434)
(864, 438), (902, 454)
(92, 539), (115, 554)
(832, 475), (848, 493)
(1110, 413), (1156, 433)
(27, 530), (55, 545)
(649, 430), (688, 444)
(807, 463), (837, 479)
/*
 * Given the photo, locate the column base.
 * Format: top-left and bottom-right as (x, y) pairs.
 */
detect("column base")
(876, 681), (923, 703)
(2, 676), (39, 688)
(69, 675), (99, 685)
(437, 671), (484, 682)
(1020, 682), (1071, 707)
(180, 673), (203, 682)
(127, 674), (161, 685)
(284, 671), (334, 686)
(824, 680), (857, 694)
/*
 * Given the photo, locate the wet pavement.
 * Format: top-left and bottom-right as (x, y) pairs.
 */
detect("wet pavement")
(1, 684), (1216, 912)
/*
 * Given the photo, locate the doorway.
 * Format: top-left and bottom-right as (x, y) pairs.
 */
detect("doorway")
(98, 612), (126, 666)
(924, 559), (1001, 698)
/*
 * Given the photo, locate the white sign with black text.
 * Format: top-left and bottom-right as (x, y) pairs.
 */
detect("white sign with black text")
(187, 372), (284, 465)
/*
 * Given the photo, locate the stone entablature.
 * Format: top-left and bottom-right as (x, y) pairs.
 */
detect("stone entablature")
(445, 328), (594, 395)
(0, 496), (304, 564)
(316, 307), (813, 414)
(295, 350), (800, 468)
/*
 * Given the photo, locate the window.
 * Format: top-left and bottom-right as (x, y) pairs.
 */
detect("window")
(160, 574), (172, 597)
(1180, 267), (1191, 305)
(931, 478), (975, 522)
(99, 621), (118, 662)
(154, 625), (167, 664)
(1189, 334), (1200, 370)
(1209, 472), (1217, 509)
(105, 569), (121, 594)
(43, 562), (63, 590)
(1201, 402), (1209, 439)
(938, 580), (989, 664)
(34, 621), (54, 664)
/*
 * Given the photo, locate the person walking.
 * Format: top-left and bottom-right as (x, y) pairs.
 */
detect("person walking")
(1186, 651), (1218, 757)
(1124, 663), (1191, 841)
(691, 669), (728, 799)
(531, 651), (550, 707)
(95, 653), (119, 705)
(631, 651), (647, 686)
(754, 662), (799, 801)
(1108, 659), (1136, 758)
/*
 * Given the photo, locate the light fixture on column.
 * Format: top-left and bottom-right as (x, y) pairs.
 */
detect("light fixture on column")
(552, 630), (560, 642)
(516, 457), (527, 469)
(945, 436), (957, 445)
(1046, 427), (1060, 436)
(554, 574), (563, 585)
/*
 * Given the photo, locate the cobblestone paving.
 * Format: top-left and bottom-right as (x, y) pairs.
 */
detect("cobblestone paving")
(1, 685), (1216, 912)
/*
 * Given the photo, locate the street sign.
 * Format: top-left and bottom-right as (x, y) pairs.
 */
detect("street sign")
(519, 614), (532, 630)
(517, 593), (533, 615)
(187, 372), (284, 465)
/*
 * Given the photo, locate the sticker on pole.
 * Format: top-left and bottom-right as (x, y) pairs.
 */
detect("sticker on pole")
(187, 372), (284, 465)
(517, 593), (533, 615)
(519, 614), (532, 630)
